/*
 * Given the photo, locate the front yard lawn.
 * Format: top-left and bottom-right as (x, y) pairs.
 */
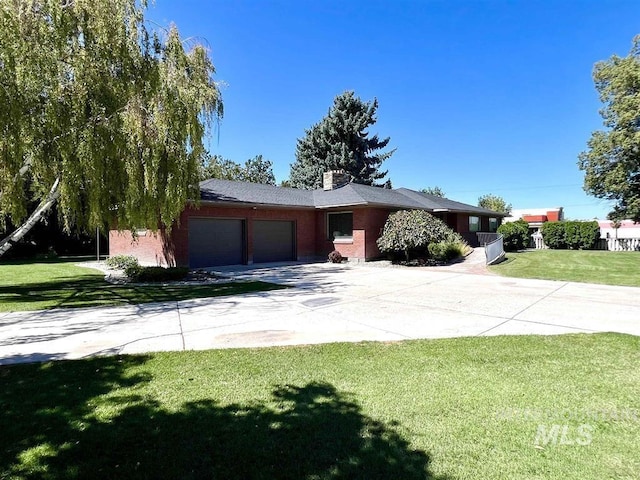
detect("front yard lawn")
(1, 334), (638, 479)
(489, 249), (640, 287)
(0, 258), (285, 312)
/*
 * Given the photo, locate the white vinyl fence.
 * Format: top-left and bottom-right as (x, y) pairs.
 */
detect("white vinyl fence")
(596, 238), (640, 251)
(531, 232), (640, 251)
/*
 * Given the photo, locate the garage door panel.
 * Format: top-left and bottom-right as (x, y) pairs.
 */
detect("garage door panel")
(253, 220), (294, 263)
(189, 218), (244, 267)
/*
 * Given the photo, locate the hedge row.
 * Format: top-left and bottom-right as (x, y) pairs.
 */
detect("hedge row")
(496, 219), (530, 251)
(541, 221), (600, 249)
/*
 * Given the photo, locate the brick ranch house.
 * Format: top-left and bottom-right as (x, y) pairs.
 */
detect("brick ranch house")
(110, 171), (506, 267)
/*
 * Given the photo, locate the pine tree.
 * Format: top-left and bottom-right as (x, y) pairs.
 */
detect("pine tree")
(289, 91), (394, 189)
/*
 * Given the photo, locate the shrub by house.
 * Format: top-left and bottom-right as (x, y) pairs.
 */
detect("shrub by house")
(377, 210), (469, 261)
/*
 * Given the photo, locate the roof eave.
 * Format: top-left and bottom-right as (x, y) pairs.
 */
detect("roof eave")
(314, 201), (369, 209)
(196, 199), (315, 210)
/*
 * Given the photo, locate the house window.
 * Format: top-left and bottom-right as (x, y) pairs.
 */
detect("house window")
(328, 212), (353, 241)
(489, 217), (498, 233)
(469, 216), (480, 232)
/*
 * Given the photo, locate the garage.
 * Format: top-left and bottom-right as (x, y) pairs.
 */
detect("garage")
(188, 218), (245, 267)
(253, 220), (295, 263)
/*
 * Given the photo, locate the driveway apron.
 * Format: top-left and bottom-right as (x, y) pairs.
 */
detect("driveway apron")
(1, 255), (638, 364)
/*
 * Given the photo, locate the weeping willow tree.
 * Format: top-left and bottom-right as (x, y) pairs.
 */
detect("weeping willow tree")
(0, 0), (222, 256)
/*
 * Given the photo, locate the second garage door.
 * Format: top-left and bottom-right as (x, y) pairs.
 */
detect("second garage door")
(253, 220), (295, 263)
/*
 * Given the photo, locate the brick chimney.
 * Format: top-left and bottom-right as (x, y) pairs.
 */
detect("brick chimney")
(323, 170), (350, 190)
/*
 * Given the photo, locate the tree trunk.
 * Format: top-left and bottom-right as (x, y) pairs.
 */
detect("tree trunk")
(0, 177), (61, 257)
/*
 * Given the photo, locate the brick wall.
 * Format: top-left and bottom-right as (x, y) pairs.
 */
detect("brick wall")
(362, 207), (392, 259)
(180, 204), (317, 264)
(109, 228), (175, 266)
(316, 207), (391, 261)
(110, 203), (318, 266)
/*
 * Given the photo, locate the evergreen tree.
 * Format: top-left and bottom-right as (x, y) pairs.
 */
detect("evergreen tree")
(290, 91), (394, 189)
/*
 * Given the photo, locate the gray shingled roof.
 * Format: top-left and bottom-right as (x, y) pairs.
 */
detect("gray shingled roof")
(200, 179), (314, 207)
(312, 183), (425, 209)
(395, 188), (506, 216)
(199, 178), (507, 216)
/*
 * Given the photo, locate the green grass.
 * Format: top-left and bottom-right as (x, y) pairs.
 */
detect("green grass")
(489, 249), (640, 287)
(0, 258), (286, 312)
(0, 334), (638, 479)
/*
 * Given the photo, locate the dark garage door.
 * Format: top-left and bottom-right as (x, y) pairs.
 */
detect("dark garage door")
(253, 220), (295, 263)
(188, 218), (244, 267)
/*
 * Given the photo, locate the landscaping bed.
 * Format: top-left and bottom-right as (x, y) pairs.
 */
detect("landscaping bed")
(0, 258), (286, 312)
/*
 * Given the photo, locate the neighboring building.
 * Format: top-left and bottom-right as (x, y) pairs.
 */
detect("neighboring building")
(598, 220), (640, 239)
(110, 171), (507, 267)
(504, 207), (564, 233)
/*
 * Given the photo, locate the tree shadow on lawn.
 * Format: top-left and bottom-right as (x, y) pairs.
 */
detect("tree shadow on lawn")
(0, 356), (448, 479)
(0, 276), (286, 311)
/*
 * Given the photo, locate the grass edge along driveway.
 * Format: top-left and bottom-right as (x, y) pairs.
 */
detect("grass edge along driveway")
(0, 333), (638, 479)
(489, 249), (640, 287)
(0, 258), (286, 312)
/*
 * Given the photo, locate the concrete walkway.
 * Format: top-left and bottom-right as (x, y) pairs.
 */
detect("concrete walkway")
(1, 259), (639, 365)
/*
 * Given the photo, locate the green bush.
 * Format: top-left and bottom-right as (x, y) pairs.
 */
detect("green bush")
(579, 221), (600, 249)
(377, 210), (463, 261)
(497, 220), (530, 251)
(564, 221), (581, 249)
(541, 221), (600, 249)
(427, 241), (463, 262)
(105, 255), (139, 270)
(427, 242), (447, 261)
(124, 265), (189, 282)
(541, 222), (566, 249)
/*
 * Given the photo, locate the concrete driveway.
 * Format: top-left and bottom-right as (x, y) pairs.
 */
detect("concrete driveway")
(1, 261), (639, 365)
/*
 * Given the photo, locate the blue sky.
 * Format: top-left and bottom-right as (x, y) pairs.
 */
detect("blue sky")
(148, 0), (640, 220)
